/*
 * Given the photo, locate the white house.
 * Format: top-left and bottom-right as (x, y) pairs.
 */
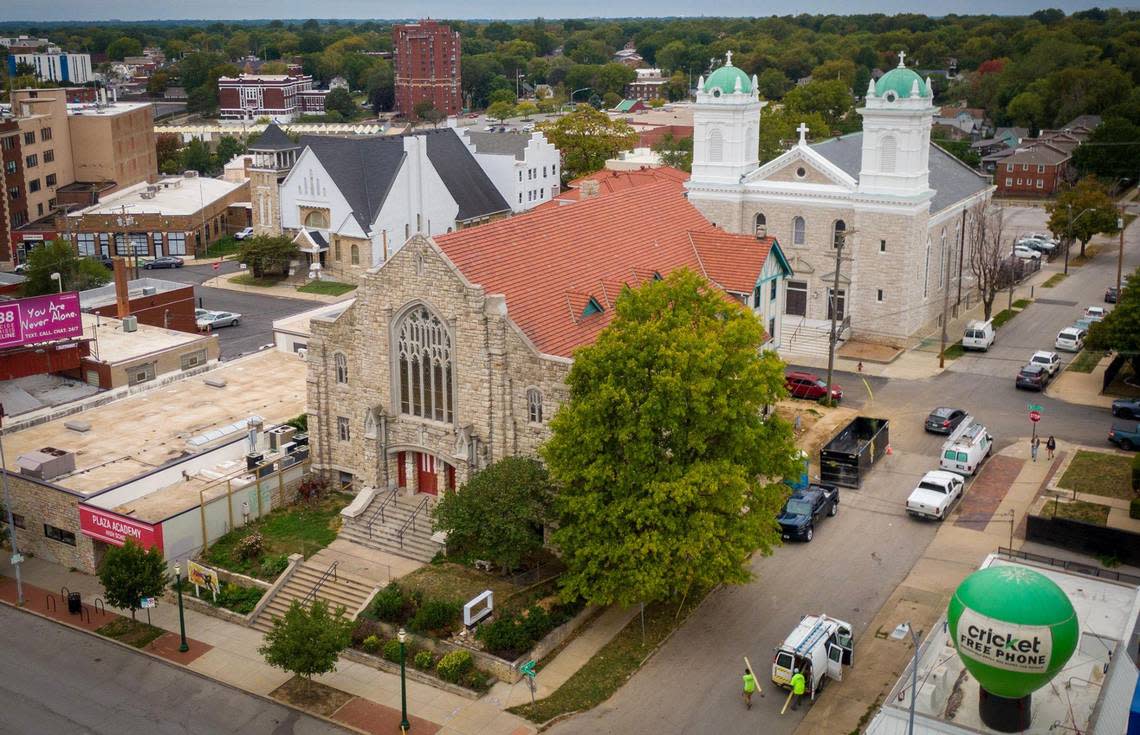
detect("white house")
(457, 128), (561, 213)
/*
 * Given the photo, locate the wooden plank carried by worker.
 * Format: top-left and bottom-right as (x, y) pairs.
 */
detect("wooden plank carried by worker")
(743, 656), (763, 696)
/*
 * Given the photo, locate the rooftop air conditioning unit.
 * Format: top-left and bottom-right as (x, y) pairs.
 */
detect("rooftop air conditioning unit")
(140, 286), (157, 296)
(268, 425), (296, 452)
(16, 446), (77, 480)
(122, 315), (138, 332)
(146, 185), (159, 193)
(140, 191), (155, 199)
(296, 347), (308, 360)
(183, 170), (199, 178)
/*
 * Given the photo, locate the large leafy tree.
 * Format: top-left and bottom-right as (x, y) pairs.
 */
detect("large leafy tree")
(432, 457), (553, 573)
(1087, 265), (1140, 374)
(24, 240), (110, 296)
(1046, 177), (1120, 258)
(1073, 118), (1140, 180)
(543, 269), (799, 608)
(238, 235), (299, 277)
(758, 108), (831, 163)
(259, 599), (352, 693)
(651, 133), (693, 172)
(538, 104), (638, 182)
(98, 539), (169, 621)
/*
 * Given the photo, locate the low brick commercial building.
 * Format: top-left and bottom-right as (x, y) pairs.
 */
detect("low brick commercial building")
(65, 173), (250, 259)
(994, 145), (1073, 197)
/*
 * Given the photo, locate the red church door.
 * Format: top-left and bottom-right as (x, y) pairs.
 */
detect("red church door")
(416, 453), (438, 496)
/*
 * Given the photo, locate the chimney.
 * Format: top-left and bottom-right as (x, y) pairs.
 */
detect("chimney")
(579, 179), (601, 200)
(113, 258), (130, 318)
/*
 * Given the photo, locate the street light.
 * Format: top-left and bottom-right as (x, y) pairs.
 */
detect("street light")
(569, 87), (591, 106)
(49, 272), (62, 293)
(1116, 213), (1126, 295)
(1064, 204), (1096, 275)
(398, 627), (410, 732)
(173, 563), (189, 652)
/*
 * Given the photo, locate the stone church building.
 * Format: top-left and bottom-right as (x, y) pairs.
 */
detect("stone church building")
(306, 177), (790, 502)
(686, 52), (994, 349)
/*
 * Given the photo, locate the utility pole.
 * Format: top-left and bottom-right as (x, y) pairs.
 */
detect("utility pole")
(1064, 203), (1073, 275)
(825, 229), (852, 403)
(1117, 208), (1126, 295)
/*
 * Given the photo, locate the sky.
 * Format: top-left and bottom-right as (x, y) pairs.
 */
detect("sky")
(0, 0), (1136, 22)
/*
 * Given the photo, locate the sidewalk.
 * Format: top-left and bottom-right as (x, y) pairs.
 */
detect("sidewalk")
(1047, 356), (1116, 408)
(204, 270), (357, 304)
(792, 441), (1064, 735)
(0, 555), (533, 735)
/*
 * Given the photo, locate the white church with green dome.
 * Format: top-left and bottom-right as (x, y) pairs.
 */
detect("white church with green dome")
(687, 52), (994, 351)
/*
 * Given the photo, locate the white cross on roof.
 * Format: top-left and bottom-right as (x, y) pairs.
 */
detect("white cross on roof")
(796, 122), (810, 145)
(725, 50), (734, 66)
(898, 50), (906, 68)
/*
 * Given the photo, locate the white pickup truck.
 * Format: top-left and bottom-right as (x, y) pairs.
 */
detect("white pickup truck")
(906, 470), (965, 520)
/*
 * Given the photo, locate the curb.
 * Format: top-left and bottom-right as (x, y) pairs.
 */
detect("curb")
(0, 596), (366, 735)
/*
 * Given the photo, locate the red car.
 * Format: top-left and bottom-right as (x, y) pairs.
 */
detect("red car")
(785, 371), (843, 401)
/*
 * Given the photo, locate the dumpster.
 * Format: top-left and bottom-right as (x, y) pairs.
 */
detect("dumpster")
(819, 417), (889, 488)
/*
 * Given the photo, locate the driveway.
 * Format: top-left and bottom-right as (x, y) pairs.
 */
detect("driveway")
(154, 262), (315, 361)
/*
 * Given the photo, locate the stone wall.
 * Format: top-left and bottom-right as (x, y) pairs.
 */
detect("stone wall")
(4, 474), (97, 571)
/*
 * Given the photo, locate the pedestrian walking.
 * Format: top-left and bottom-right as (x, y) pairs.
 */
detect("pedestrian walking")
(742, 668), (757, 709)
(790, 669), (807, 710)
(1046, 435), (1056, 460)
(1030, 436), (1039, 462)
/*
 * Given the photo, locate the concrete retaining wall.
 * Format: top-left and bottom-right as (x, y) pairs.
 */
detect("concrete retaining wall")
(1025, 513), (1140, 566)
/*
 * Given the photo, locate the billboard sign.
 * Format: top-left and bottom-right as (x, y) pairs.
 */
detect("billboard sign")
(0, 292), (83, 349)
(78, 505), (164, 551)
(187, 561), (220, 594)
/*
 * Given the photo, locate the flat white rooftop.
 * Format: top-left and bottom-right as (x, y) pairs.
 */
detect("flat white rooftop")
(71, 176), (244, 217)
(67, 101), (151, 117)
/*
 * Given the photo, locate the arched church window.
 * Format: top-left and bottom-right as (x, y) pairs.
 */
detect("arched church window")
(792, 217), (806, 246)
(832, 220), (846, 249)
(527, 388), (543, 424)
(304, 210), (329, 229)
(395, 305), (454, 423)
(334, 352), (348, 384)
(881, 136), (897, 174)
(923, 236), (932, 298)
(754, 213), (766, 237)
(708, 127), (723, 162)
(939, 229), (947, 289)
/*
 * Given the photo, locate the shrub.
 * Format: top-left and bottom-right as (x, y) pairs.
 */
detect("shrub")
(258, 554), (289, 579)
(383, 638), (403, 664)
(1131, 496), (1140, 520)
(237, 533), (264, 560)
(409, 599), (460, 636)
(362, 635), (383, 654)
(1132, 454), (1140, 492)
(371, 582), (405, 623)
(215, 582), (263, 614)
(476, 612), (536, 659)
(436, 650), (473, 684)
(351, 618), (382, 647)
(414, 650), (436, 670)
(463, 667), (491, 691)
(521, 605), (551, 642)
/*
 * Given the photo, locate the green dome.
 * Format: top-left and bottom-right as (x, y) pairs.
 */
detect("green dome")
(875, 65), (930, 99)
(705, 63), (752, 95)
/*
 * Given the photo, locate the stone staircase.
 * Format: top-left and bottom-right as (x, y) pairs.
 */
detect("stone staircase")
(250, 559), (378, 633)
(780, 316), (846, 361)
(339, 491), (444, 564)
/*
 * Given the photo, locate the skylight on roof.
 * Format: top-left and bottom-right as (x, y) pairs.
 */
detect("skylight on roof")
(582, 297), (604, 318)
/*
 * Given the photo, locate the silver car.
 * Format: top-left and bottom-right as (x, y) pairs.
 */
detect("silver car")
(196, 311), (242, 330)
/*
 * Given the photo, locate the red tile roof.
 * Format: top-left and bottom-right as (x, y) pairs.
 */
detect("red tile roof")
(435, 179), (780, 358)
(535, 165), (690, 211)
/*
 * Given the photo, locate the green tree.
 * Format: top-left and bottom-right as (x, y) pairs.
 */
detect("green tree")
(538, 104), (638, 181)
(1073, 117), (1140, 180)
(515, 101), (538, 120)
(758, 108), (830, 163)
(155, 135), (182, 175)
(146, 71), (169, 96)
(1087, 265), (1140, 374)
(652, 133), (693, 172)
(1046, 177), (1121, 258)
(23, 240), (110, 295)
(757, 68), (791, 100)
(488, 88), (517, 106)
(1006, 91), (1045, 132)
(783, 78), (853, 126)
(97, 539), (168, 621)
(432, 457), (553, 573)
(258, 599), (352, 693)
(542, 269), (799, 608)
(238, 235), (299, 277)
(180, 138), (213, 175)
(323, 87), (357, 119)
(106, 36), (143, 61)
(213, 135), (246, 169)
(487, 101), (515, 122)
(411, 100), (445, 126)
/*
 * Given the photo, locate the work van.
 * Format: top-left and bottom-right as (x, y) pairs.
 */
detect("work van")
(962, 320), (995, 351)
(771, 614), (854, 699)
(939, 418), (992, 476)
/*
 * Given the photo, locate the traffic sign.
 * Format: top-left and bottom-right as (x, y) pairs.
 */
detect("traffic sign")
(1029, 410), (1042, 423)
(519, 660), (536, 679)
(1027, 403), (1043, 412)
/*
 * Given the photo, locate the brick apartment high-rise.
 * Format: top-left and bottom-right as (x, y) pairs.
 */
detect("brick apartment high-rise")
(393, 20), (462, 118)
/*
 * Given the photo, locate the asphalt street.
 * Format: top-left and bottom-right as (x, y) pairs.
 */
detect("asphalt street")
(0, 605), (346, 735)
(155, 261), (316, 361)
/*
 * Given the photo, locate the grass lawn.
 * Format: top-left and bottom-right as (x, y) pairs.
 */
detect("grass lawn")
(1042, 499), (1110, 526)
(1042, 273), (1067, 288)
(1057, 450), (1134, 499)
(941, 342), (965, 360)
(1068, 349), (1109, 374)
(97, 618), (165, 648)
(508, 588), (709, 724)
(992, 309), (1019, 329)
(205, 236), (242, 258)
(202, 492), (353, 580)
(399, 561), (520, 607)
(297, 280), (357, 296)
(231, 273), (286, 287)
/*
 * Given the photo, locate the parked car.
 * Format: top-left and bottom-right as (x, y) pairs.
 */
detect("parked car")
(906, 470), (965, 520)
(1112, 398), (1140, 419)
(195, 308), (212, 320)
(1108, 421), (1140, 451)
(1055, 327), (1086, 352)
(962, 319), (995, 351)
(777, 484), (839, 542)
(1029, 350), (1061, 377)
(142, 256), (184, 269)
(1024, 232), (1057, 243)
(785, 370), (842, 402)
(1083, 306), (1107, 321)
(1015, 364), (1050, 391)
(1012, 245), (1042, 260)
(1016, 237), (1056, 254)
(1073, 317), (1096, 332)
(86, 254), (114, 270)
(1105, 286), (1119, 303)
(234, 226), (254, 240)
(197, 311), (241, 330)
(12, 263), (27, 274)
(924, 407), (968, 434)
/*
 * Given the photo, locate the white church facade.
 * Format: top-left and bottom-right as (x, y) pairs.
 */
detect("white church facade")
(686, 52), (994, 349)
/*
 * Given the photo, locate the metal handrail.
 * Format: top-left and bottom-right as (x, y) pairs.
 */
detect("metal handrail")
(301, 560), (338, 605)
(367, 487), (400, 540)
(397, 496), (430, 548)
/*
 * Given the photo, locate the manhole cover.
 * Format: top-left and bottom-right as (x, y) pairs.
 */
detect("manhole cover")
(1034, 298), (1079, 306)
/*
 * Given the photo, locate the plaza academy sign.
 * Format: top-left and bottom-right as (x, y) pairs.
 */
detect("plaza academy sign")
(78, 505), (164, 551)
(948, 565), (1079, 699)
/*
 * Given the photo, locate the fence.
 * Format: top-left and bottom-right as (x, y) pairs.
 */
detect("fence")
(998, 543), (1140, 583)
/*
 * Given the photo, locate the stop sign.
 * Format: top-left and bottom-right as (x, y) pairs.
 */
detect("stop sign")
(1029, 410), (1042, 423)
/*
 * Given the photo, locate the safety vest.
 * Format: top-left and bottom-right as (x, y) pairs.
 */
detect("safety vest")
(791, 672), (806, 695)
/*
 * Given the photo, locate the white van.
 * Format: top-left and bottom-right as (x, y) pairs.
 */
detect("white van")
(1055, 327), (1086, 352)
(771, 614), (854, 697)
(962, 320), (995, 351)
(939, 419), (993, 476)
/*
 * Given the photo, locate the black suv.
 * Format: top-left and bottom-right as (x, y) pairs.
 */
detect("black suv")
(1015, 364), (1049, 391)
(777, 484), (840, 542)
(1112, 398), (1140, 419)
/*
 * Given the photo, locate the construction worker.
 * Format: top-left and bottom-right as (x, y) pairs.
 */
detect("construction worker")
(790, 668), (807, 710)
(742, 668), (757, 709)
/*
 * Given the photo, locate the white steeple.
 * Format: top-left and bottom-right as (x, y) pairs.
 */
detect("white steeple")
(690, 51), (767, 185)
(855, 51), (936, 198)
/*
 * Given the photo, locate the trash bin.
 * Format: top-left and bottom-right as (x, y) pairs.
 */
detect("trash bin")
(67, 591), (82, 614)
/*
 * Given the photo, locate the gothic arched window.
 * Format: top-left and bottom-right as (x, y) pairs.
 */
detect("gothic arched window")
(396, 306), (454, 423)
(334, 352), (348, 384)
(304, 210), (329, 229)
(832, 220), (846, 249)
(754, 213), (767, 237)
(527, 388), (543, 424)
(792, 216), (806, 246)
